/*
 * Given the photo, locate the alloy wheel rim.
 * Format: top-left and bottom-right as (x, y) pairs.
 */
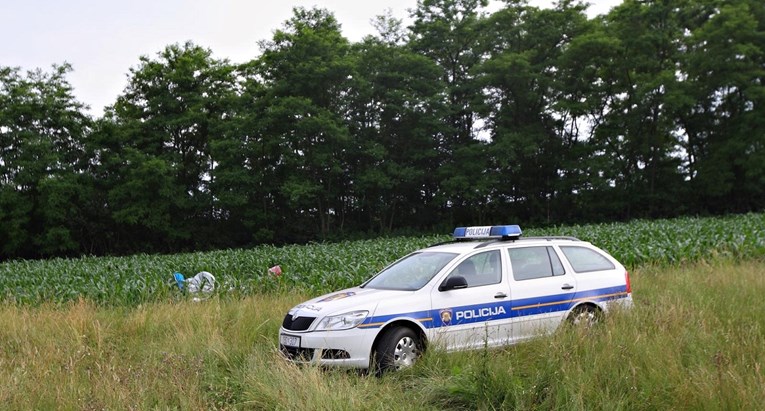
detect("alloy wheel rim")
(392, 336), (417, 368)
(573, 310), (597, 326)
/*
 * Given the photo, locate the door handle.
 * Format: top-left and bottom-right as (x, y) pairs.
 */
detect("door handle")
(494, 292), (508, 299)
(561, 284), (574, 290)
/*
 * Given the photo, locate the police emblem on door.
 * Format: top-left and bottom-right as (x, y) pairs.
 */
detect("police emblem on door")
(439, 309), (453, 326)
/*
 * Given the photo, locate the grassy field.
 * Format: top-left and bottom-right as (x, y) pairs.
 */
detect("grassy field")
(2, 257), (764, 410)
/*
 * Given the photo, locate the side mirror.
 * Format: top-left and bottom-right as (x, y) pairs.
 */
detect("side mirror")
(439, 275), (468, 292)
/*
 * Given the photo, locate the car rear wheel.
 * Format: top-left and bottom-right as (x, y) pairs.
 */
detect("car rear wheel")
(568, 305), (601, 327)
(373, 326), (421, 375)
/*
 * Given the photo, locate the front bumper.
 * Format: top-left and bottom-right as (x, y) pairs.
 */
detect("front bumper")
(279, 327), (379, 369)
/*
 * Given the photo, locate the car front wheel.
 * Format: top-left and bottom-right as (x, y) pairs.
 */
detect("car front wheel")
(373, 326), (421, 375)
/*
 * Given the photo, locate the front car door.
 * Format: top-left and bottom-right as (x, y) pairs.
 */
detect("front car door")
(429, 249), (511, 350)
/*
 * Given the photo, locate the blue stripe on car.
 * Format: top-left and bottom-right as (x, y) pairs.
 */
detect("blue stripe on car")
(357, 285), (628, 329)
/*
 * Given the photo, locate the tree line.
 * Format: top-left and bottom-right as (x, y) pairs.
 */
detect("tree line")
(1, 0), (763, 259)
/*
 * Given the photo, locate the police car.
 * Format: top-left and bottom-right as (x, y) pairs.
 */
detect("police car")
(279, 225), (633, 373)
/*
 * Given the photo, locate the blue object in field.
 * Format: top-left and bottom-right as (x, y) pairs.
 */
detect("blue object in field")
(174, 272), (185, 291)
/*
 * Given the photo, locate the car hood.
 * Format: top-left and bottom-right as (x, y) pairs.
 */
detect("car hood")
(288, 287), (412, 318)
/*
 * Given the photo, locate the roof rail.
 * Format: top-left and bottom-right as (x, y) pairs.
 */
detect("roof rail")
(520, 236), (581, 241)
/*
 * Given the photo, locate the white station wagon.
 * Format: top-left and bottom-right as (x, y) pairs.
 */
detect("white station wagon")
(279, 225), (633, 373)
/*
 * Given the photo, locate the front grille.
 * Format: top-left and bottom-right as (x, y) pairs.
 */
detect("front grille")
(282, 314), (316, 331)
(280, 345), (315, 362)
(320, 349), (350, 360)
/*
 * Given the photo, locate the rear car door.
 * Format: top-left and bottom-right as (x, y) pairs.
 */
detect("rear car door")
(506, 245), (577, 340)
(557, 245), (626, 302)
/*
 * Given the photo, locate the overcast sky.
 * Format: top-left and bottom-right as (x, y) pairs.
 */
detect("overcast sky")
(1, 0), (621, 116)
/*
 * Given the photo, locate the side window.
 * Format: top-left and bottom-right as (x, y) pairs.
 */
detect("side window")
(508, 246), (565, 281)
(447, 250), (502, 287)
(548, 247), (565, 276)
(560, 246), (615, 273)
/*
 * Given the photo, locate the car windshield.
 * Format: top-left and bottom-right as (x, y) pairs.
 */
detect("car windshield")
(363, 251), (458, 291)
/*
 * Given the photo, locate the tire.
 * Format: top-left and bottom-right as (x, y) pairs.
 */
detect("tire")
(373, 326), (421, 375)
(568, 305), (602, 328)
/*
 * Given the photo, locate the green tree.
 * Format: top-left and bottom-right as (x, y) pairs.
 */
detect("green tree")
(0, 64), (91, 257)
(679, 0), (765, 213)
(475, 1), (591, 223)
(553, 10), (624, 220)
(410, 0), (488, 144)
(208, 67), (274, 244)
(107, 42), (236, 251)
(255, 7), (354, 239)
(409, 0), (492, 225)
(588, 0), (689, 219)
(345, 14), (445, 232)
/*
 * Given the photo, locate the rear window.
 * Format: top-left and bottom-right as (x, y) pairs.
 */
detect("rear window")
(560, 246), (615, 273)
(508, 246), (565, 281)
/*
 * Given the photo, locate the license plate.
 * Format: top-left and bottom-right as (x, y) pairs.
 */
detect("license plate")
(280, 334), (300, 347)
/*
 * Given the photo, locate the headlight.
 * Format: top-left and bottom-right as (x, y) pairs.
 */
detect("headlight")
(316, 310), (369, 331)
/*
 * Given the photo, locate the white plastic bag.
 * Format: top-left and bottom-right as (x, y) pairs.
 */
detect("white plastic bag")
(187, 271), (215, 294)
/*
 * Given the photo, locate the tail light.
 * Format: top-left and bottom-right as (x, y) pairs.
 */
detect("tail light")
(625, 270), (632, 294)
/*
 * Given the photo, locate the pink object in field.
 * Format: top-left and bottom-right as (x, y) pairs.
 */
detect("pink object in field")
(269, 265), (283, 277)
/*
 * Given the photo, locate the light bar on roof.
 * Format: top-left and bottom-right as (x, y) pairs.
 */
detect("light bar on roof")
(453, 225), (522, 239)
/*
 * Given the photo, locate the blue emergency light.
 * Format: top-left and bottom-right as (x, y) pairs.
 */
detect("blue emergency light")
(453, 225), (522, 239)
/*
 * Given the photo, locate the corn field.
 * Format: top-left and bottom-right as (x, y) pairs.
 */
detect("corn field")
(1, 213), (763, 306)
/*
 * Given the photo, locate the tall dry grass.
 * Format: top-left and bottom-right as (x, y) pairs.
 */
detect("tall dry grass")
(417, 258), (765, 410)
(0, 293), (301, 409)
